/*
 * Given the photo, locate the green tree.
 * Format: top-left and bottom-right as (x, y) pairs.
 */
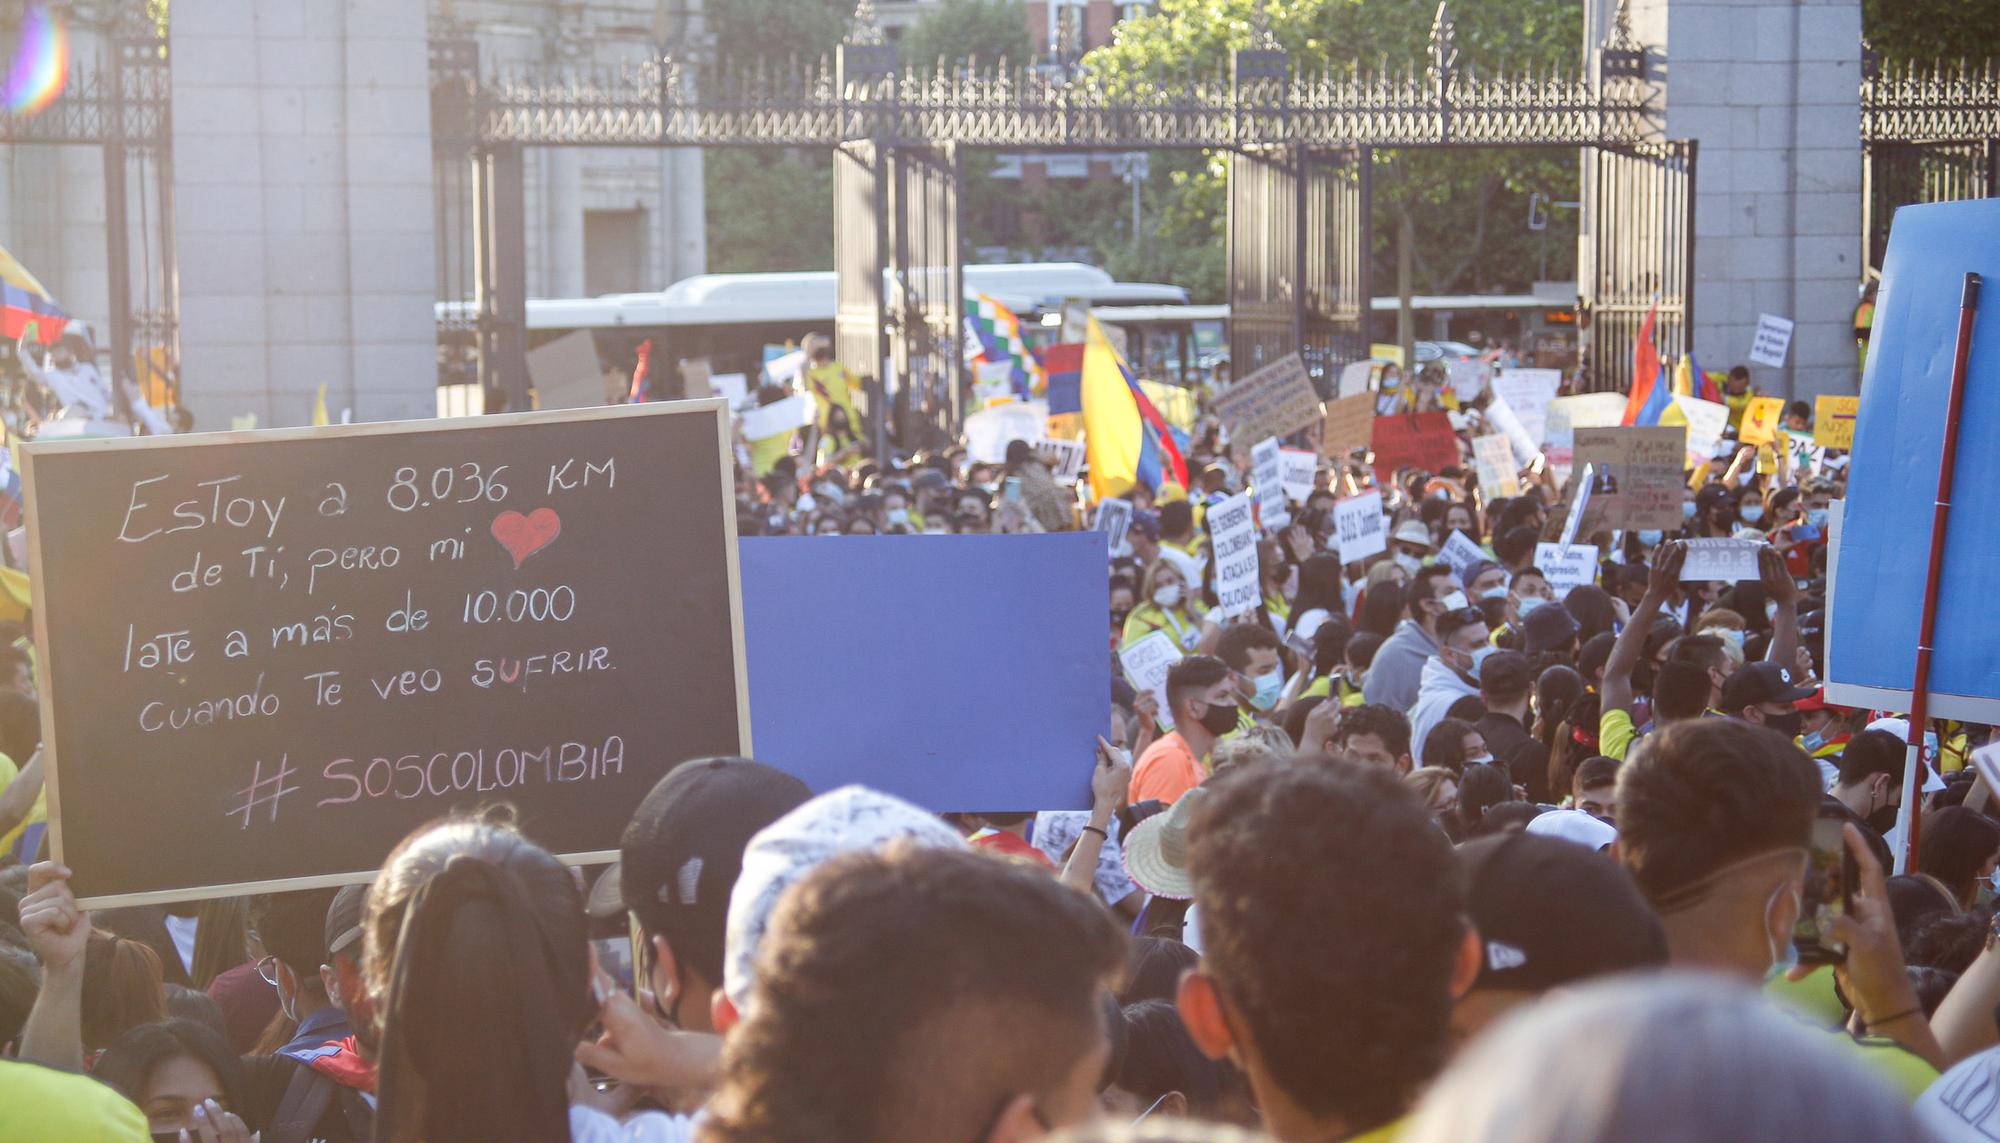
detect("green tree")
(898, 0), (1035, 71)
(1080, 0), (1585, 302)
(1862, 0), (2000, 61)
(701, 0), (846, 273)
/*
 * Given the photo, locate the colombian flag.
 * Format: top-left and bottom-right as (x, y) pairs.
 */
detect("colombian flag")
(1042, 342), (1084, 416)
(1622, 301), (1670, 427)
(1672, 350), (1723, 403)
(0, 245), (66, 343)
(1082, 317), (1187, 500)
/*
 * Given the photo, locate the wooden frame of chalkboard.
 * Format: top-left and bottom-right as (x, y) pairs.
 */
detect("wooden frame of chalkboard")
(21, 399), (751, 907)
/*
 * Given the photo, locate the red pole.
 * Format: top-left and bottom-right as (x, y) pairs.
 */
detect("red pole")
(1904, 271), (1983, 871)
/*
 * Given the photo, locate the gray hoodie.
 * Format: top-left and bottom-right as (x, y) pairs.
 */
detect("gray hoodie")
(1362, 618), (1439, 712)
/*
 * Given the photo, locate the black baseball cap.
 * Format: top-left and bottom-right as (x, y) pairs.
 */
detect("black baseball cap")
(1523, 600), (1581, 655)
(324, 882), (368, 961)
(1718, 661), (1815, 712)
(1458, 832), (1667, 992)
(598, 757), (812, 982)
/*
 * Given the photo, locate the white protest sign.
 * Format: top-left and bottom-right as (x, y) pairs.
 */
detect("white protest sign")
(1207, 492), (1261, 618)
(1033, 438), (1087, 485)
(1672, 395), (1730, 467)
(1559, 463), (1593, 547)
(973, 359), (1016, 404)
(963, 401), (1049, 463)
(710, 372), (751, 409)
(1333, 490), (1389, 562)
(1748, 314), (1795, 368)
(1446, 358), (1491, 402)
(1492, 369), (1561, 443)
(1094, 497), (1133, 553)
(1337, 359), (1375, 399)
(1543, 393), (1627, 481)
(1439, 529), (1488, 586)
(1484, 393), (1542, 470)
(1279, 448), (1318, 504)
(1118, 631), (1183, 732)
(1680, 538), (1763, 582)
(763, 349), (807, 386)
(1534, 542), (1600, 598)
(1472, 433), (1520, 499)
(1251, 439), (1291, 529)
(738, 392), (815, 441)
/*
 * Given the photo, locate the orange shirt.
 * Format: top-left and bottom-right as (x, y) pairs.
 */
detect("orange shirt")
(1130, 731), (1203, 806)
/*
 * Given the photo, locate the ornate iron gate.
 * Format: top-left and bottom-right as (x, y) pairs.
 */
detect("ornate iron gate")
(1861, 56), (2000, 275)
(0, 29), (174, 406)
(1578, 141), (1696, 394)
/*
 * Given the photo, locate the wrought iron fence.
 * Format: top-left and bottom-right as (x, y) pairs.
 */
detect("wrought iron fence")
(1861, 52), (2000, 273)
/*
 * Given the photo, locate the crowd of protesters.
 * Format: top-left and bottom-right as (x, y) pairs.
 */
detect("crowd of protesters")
(5, 346), (2000, 1143)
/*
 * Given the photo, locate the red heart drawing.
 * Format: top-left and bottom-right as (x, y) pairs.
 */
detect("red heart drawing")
(491, 508), (562, 569)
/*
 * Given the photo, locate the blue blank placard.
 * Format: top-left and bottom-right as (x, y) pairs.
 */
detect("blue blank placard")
(1826, 198), (2000, 720)
(740, 534), (1109, 810)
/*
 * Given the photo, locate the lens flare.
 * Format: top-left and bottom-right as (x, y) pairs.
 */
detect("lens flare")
(3, 5), (70, 118)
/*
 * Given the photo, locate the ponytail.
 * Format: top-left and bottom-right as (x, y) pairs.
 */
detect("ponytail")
(372, 822), (590, 1143)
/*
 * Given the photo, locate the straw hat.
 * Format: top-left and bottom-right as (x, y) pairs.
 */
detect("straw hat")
(1122, 788), (1208, 900)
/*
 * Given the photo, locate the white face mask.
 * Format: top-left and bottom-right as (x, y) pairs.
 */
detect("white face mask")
(1479, 585), (1509, 602)
(1518, 595), (1549, 616)
(1438, 590), (1470, 612)
(1393, 552), (1422, 576)
(1154, 583), (1184, 608)
(1466, 753), (1495, 766)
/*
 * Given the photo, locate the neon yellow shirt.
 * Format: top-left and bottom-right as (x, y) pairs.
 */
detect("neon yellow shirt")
(1599, 707), (1638, 762)
(0, 1059), (149, 1139)
(0, 750), (44, 855)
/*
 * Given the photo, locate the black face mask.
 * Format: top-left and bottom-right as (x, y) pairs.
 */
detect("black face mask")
(1761, 709), (1804, 739)
(1197, 700), (1240, 737)
(1865, 804), (1902, 835)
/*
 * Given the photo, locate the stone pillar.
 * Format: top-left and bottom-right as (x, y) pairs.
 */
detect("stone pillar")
(172, 0), (437, 427)
(1597, 0), (1864, 399)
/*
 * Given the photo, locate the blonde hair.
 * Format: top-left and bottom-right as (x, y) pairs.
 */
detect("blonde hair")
(1212, 724), (1292, 772)
(1404, 766), (1457, 810)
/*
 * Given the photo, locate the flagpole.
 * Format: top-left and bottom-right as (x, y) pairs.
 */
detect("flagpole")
(1899, 271), (1982, 873)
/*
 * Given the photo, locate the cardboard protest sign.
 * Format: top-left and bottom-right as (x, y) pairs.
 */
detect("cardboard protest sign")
(1439, 529), (1488, 586)
(1370, 412), (1459, 482)
(22, 403), (749, 905)
(1680, 538), (1763, 582)
(1739, 396), (1786, 446)
(1118, 631), (1182, 732)
(1471, 434), (1520, 499)
(1826, 199), (2000, 721)
(1320, 394), (1376, 459)
(741, 535), (1106, 811)
(1094, 497), (1133, 552)
(1533, 542), (1598, 597)
(1574, 426), (1687, 530)
(1033, 438), (1087, 485)
(1671, 396), (1730, 467)
(1279, 448), (1318, 504)
(1333, 490), (1389, 562)
(1251, 439), (1290, 530)
(1212, 354), (1324, 445)
(1815, 395), (1859, 449)
(1207, 492), (1261, 618)
(1492, 369), (1561, 443)
(526, 330), (610, 410)
(1748, 314), (1795, 368)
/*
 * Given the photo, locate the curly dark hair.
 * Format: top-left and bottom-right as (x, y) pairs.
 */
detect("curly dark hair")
(1616, 720), (1820, 907)
(1185, 758), (1463, 1130)
(1332, 704), (1412, 761)
(701, 842), (1127, 1143)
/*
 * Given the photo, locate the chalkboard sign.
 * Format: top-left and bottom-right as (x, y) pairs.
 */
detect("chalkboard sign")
(22, 402), (748, 906)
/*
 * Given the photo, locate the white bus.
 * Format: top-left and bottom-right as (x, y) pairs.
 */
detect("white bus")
(436, 262), (1190, 390)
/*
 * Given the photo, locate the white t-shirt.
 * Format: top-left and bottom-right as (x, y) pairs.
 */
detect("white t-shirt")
(1918, 1044), (2000, 1139)
(570, 1105), (698, 1142)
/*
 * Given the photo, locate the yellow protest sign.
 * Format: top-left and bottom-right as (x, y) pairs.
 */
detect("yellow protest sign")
(1739, 396), (1786, 446)
(1815, 395), (1859, 449)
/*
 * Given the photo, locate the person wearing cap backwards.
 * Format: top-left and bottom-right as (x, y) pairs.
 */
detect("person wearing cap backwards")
(1363, 562), (1460, 712)
(1617, 719), (1945, 1096)
(572, 757), (811, 1105)
(1447, 832), (1667, 1049)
